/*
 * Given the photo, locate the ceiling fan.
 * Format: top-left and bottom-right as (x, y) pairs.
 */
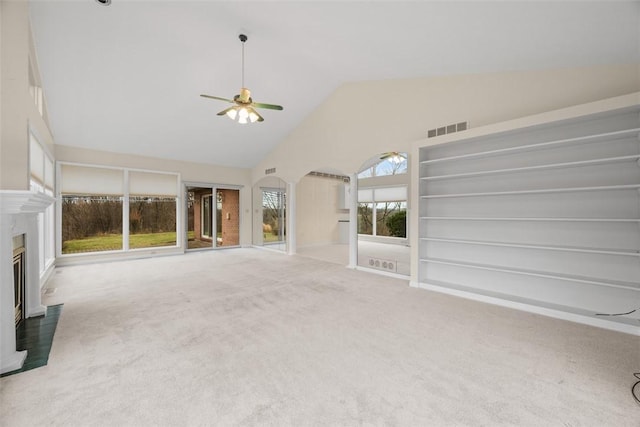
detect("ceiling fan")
(200, 34), (283, 124)
(379, 152), (407, 163)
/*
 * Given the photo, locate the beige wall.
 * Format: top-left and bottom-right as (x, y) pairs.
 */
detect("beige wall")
(296, 174), (348, 247)
(55, 144), (253, 247)
(252, 64), (640, 184)
(0, 1), (55, 190)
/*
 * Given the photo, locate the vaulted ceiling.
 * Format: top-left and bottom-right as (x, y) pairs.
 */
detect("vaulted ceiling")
(29, 1), (639, 168)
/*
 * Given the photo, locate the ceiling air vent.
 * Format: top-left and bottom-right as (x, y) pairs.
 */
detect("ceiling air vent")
(307, 171), (350, 183)
(265, 168), (276, 175)
(427, 121), (468, 138)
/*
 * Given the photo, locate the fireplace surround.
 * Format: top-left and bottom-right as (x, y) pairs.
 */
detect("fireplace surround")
(0, 190), (54, 374)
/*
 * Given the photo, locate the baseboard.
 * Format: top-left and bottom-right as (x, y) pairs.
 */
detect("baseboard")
(411, 281), (640, 336)
(0, 350), (27, 375)
(356, 266), (409, 280)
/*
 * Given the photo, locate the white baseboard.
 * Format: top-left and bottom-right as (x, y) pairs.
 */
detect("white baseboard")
(411, 281), (640, 336)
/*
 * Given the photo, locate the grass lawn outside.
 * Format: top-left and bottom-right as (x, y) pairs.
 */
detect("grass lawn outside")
(62, 232), (177, 254)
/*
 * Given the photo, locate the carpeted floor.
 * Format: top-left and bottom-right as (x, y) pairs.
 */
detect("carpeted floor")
(0, 248), (638, 426)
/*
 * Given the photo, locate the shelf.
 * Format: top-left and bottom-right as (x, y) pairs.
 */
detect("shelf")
(420, 184), (640, 199)
(417, 279), (640, 328)
(420, 154), (640, 181)
(420, 216), (640, 222)
(419, 257), (640, 291)
(420, 128), (640, 165)
(420, 237), (640, 257)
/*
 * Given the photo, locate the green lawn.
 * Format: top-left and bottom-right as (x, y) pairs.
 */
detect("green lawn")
(62, 232), (177, 254)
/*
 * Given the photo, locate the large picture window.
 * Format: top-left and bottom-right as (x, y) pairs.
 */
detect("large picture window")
(59, 164), (179, 255)
(357, 186), (407, 238)
(129, 197), (177, 249)
(62, 195), (124, 253)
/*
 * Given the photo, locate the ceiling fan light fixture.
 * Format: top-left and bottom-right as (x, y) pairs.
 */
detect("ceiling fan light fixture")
(248, 110), (260, 123)
(226, 109), (238, 120)
(200, 33), (283, 124)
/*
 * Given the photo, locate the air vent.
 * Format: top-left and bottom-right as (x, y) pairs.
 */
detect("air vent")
(265, 168), (276, 175)
(427, 121), (468, 138)
(307, 171), (350, 182)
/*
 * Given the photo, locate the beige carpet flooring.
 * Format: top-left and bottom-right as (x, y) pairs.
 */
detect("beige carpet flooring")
(1, 248), (638, 426)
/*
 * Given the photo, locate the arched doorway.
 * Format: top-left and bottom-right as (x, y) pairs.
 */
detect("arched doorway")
(294, 169), (351, 265)
(356, 152), (410, 276)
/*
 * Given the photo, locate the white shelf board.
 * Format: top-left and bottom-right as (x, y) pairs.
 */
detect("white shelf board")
(419, 257), (640, 291)
(420, 216), (640, 222)
(420, 154), (640, 181)
(414, 279), (640, 332)
(420, 237), (640, 257)
(420, 128), (640, 165)
(420, 184), (640, 199)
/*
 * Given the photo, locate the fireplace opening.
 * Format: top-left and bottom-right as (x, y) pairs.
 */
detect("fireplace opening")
(12, 235), (26, 327)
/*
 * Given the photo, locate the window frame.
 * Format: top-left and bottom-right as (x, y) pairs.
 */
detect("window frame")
(57, 162), (181, 257)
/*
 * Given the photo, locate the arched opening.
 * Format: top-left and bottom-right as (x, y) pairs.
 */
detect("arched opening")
(356, 152), (410, 276)
(295, 169), (351, 265)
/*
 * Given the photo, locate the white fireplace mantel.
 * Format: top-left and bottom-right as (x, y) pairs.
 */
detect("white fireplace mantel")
(0, 190), (55, 215)
(0, 189), (55, 374)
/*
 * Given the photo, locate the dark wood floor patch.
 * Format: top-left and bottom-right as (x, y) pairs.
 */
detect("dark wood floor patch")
(1, 304), (63, 377)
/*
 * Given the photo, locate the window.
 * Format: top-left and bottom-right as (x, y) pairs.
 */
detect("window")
(29, 132), (55, 272)
(129, 197), (177, 249)
(201, 194), (213, 238)
(357, 152), (407, 179)
(60, 164), (179, 254)
(128, 171), (178, 250)
(61, 195), (124, 253)
(375, 202), (406, 237)
(29, 60), (45, 117)
(357, 186), (407, 238)
(262, 189), (286, 244)
(357, 203), (373, 234)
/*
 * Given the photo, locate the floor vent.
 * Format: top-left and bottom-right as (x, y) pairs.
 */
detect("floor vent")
(427, 121), (468, 138)
(366, 257), (397, 272)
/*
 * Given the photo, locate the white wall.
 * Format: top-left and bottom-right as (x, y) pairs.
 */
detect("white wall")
(296, 174), (348, 247)
(252, 64), (640, 184)
(1, 1), (54, 190)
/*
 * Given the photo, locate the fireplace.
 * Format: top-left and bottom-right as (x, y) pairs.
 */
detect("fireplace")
(13, 235), (26, 327)
(1, 190), (54, 374)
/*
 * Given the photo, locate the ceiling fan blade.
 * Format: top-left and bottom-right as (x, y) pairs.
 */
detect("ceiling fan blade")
(216, 107), (235, 116)
(200, 94), (235, 103)
(250, 108), (264, 122)
(252, 102), (284, 111)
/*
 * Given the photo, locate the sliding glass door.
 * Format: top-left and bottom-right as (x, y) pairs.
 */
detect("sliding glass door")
(252, 177), (287, 252)
(186, 185), (240, 250)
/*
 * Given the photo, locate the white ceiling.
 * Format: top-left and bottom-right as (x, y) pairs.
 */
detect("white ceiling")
(29, 1), (639, 169)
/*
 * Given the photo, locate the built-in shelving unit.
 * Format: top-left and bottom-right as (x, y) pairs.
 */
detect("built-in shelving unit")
(416, 95), (640, 332)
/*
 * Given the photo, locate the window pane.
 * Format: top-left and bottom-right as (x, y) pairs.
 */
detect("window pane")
(357, 202), (373, 235)
(357, 167), (373, 179)
(62, 195), (123, 254)
(262, 190), (285, 243)
(129, 196), (177, 249)
(201, 195), (212, 238)
(376, 201), (406, 237)
(374, 153), (408, 176)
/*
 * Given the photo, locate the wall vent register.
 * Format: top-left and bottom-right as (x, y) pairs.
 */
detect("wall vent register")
(427, 121), (468, 138)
